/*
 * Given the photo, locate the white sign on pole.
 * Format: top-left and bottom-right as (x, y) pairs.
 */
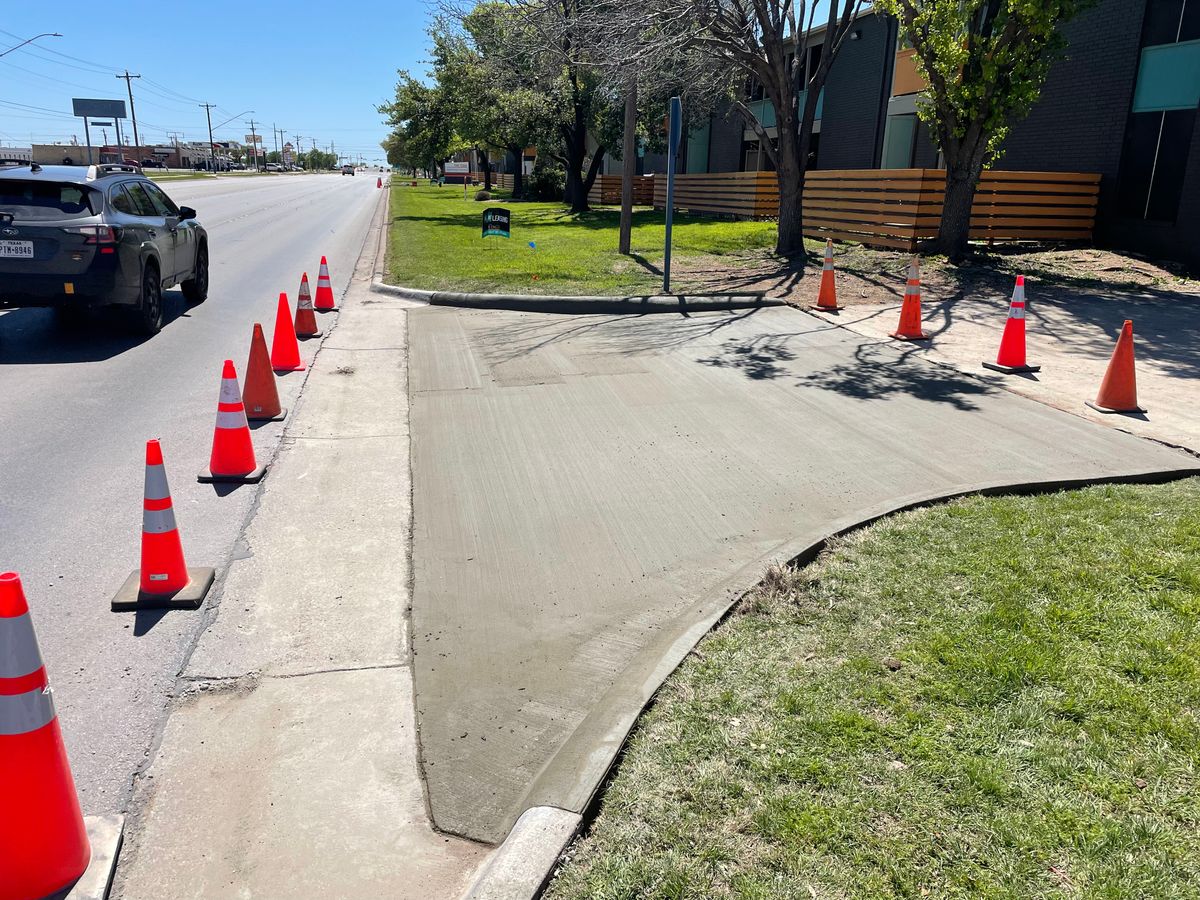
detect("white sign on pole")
(444, 161), (470, 175)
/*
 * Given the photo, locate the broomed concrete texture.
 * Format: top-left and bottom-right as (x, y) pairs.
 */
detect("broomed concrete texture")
(113, 208), (486, 899)
(409, 304), (1199, 844)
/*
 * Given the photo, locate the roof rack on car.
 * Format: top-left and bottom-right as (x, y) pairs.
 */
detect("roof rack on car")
(0, 159), (41, 172)
(86, 163), (139, 180)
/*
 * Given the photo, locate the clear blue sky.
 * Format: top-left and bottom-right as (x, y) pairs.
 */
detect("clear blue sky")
(1, 3), (432, 162)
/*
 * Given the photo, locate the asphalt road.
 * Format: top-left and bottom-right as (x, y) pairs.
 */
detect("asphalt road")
(0, 171), (383, 815)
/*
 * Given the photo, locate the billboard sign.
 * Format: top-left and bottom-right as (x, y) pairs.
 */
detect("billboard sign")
(71, 98), (126, 119)
(444, 161), (470, 174)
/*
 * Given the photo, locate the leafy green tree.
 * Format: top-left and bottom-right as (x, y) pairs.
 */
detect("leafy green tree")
(430, 9), (553, 196)
(378, 71), (465, 177)
(878, 0), (1093, 259)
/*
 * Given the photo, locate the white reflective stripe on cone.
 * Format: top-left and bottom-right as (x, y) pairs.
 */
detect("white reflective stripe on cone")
(144, 463), (171, 502)
(0, 687), (55, 736)
(1008, 303), (1026, 319)
(216, 410), (248, 430)
(218, 378), (242, 404)
(142, 506), (179, 535)
(0, 612), (43, 678)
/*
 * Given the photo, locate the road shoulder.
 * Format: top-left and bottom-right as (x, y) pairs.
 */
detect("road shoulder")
(111, 191), (488, 899)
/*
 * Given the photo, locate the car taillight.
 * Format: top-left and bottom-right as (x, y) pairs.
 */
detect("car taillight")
(63, 225), (122, 249)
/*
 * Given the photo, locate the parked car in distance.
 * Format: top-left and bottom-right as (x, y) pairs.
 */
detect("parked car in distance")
(141, 159), (167, 169)
(341, 164), (355, 176)
(0, 161), (209, 335)
(265, 163), (284, 172)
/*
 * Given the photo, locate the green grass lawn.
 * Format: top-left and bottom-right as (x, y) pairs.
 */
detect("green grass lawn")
(546, 479), (1200, 900)
(385, 183), (783, 295)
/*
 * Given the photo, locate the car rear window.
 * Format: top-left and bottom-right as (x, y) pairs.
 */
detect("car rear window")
(0, 179), (99, 220)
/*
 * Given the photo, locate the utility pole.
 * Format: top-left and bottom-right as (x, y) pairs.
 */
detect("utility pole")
(200, 103), (217, 172)
(247, 118), (260, 170)
(272, 123), (280, 162)
(116, 70), (141, 151)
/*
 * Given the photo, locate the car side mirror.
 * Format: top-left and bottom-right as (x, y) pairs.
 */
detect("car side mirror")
(165, 216), (180, 231)
(179, 206), (197, 221)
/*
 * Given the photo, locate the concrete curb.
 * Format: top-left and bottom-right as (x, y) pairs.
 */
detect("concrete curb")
(369, 276), (782, 315)
(462, 807), (582, 900)
(65, 815), (124, 900)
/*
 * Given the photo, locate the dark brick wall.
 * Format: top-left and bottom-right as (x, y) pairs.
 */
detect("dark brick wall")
(819, 13), (895, 169)
(996, 0), (1145, 179)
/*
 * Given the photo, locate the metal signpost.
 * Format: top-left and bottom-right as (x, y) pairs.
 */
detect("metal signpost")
(71, 99), (127, 166)
(663, 96), (683, 294)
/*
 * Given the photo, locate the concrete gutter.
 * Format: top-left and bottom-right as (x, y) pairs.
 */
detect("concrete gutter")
(370, 277), (782, 315)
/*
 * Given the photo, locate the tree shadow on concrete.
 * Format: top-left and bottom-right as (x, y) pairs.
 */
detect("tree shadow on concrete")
(698, 332), (996, 412)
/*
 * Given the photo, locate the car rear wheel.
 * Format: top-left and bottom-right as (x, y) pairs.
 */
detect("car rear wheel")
(182, 244), (209, 304)
(133, 261), (164, 336)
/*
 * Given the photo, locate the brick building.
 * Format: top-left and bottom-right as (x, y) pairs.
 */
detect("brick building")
(668, 0), (1200, 271)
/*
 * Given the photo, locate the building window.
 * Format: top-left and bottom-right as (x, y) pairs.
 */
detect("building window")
(881, 114), (919, 168)
(1116, 0), (1200, 222)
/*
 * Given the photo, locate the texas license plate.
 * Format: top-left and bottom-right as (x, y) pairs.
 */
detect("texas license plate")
(0, 240), (34, 258)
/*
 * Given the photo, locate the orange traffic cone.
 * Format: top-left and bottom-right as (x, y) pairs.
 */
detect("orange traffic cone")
(244, 323), (286, 422)
(983, 276), (1041, 374)
(294, 273), (321, 339)
(113, 440), (216, 610)
(270, 292), (305, 372)
(0, 571), (91, 900)
(890, 256), (928, 340)
(377, 176), (382, 188)
(810, 239), (843, 311)
(314, 256), (336, 311)
(198, 360), (267, 484)
(1086, 319), (1145, 414)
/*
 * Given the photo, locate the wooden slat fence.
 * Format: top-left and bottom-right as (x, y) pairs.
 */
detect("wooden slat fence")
(652, 171), (778, 218)
(587, 174), (656, 206)
(803, 168), (1100, 250)
(494, 173), (514, 191)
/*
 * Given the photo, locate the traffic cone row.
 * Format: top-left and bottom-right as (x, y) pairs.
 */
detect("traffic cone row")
(11, 259), (341, 889)
(812, 242), (1145, 416)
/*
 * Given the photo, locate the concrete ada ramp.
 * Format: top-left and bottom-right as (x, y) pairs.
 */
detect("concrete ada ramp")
(407, 305), (1197, 845)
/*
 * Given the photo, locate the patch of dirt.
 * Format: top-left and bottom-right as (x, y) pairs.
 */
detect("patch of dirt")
(673, 244), (1198, 306)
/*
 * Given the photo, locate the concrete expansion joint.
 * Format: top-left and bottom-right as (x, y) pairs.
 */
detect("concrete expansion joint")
(290, 433), (409, 441)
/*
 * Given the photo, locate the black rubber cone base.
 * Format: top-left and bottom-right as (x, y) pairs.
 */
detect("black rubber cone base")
(891, 331), (930, 341)
(247, 407), (288, 423)
(983, 361), (1041, 374)
(810, 304), (844, 312)
(1086, 400), (1146, 415)
(198, 462), (268, 484)
(111, 567), (215, 611)
(297, 330), (322, 340)
(315, 306), (337, 313)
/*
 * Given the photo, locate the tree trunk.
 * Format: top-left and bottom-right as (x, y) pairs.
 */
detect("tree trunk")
(936, 150), (987, 261)
(619, 78), (638, 255)
(774, 126), (805, 257)
(480, 150), (492, 192)
(509, 146), (524, 199)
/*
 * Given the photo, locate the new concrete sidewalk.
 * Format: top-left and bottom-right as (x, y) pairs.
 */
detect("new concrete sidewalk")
(111, 196), (487, 899)
(406, 303), (1199, 852)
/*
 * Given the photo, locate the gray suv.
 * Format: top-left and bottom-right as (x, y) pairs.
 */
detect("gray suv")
(0, 161), (208, 335)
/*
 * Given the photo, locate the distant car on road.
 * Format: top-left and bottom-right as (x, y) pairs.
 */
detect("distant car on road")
(0, 161), (209, 335)
(342, 164), (355, 176)
(265, 163), (284, 172)
(141, 159), (167, 169)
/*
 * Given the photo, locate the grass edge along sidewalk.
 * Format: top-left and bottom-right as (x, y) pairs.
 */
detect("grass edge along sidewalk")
(545, 479), (1200, 900)
(384, 181), (783, 297)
